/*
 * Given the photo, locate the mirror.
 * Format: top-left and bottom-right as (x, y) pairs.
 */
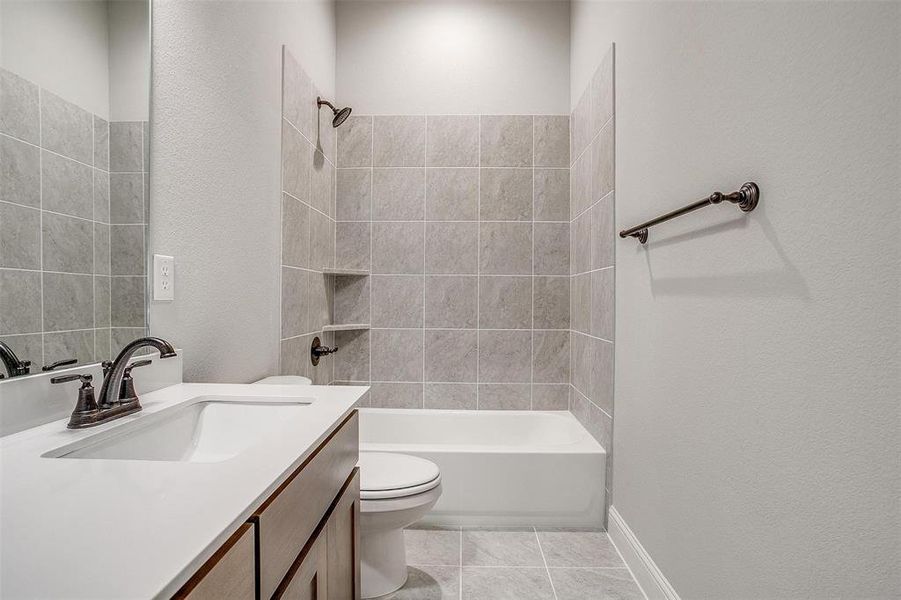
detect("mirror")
(0, 0), (151, 378)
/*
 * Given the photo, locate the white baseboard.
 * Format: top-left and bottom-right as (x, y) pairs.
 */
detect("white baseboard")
(608, 506), (681, 600)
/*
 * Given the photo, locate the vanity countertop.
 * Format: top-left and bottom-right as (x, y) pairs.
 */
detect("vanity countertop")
(0, 382), (367, 599)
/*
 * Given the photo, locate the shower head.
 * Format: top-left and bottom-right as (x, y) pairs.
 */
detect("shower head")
(317, 97), (352, 128)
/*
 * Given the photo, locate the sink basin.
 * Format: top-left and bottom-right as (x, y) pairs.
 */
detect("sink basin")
(43, 396), (312, 463)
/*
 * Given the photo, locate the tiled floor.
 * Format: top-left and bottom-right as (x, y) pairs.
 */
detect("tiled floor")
(376, 526), (646, 600)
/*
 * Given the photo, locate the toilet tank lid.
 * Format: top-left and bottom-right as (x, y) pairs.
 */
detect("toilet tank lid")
(359, 452), (440, 491)
(253, 375), (313, 385)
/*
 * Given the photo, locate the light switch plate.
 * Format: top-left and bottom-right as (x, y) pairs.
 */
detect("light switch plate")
(153, 254), (175, 301)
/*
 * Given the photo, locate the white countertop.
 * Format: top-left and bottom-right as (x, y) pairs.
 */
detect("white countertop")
(0, 382), (367, 599)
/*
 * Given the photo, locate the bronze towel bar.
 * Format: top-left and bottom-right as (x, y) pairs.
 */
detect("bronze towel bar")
(619, 182), (760, 244)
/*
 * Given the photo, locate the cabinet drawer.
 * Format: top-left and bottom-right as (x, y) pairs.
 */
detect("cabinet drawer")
(255, 411), (359, 599)
(173, 523), (255, 600)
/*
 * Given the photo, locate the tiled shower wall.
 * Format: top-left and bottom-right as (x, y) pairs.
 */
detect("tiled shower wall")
(278, 48), (339, 383)
(0, 68), (147, 370)
(332, 113), (571, 409)
(569, 45), (615, 522)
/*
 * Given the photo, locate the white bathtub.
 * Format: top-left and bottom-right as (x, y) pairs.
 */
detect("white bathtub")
(358, 409), (606, 528)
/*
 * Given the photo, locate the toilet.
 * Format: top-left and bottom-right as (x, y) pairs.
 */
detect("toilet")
(253, 377), (442, 598)
(359, 452), (442, 598)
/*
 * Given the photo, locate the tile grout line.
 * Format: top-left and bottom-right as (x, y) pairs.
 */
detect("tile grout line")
(534, 526), (560, 600)
(38, 87), (45, 367)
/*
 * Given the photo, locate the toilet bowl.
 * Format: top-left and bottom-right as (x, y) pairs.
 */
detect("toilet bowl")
(359, 451), (442, 598)
(253, 375), (313, 385)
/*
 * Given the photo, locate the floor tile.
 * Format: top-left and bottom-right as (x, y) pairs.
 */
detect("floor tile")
(381, 565), (460, 600)
(462, 566), (555, 600)
(406, 528), (461, 566)
(462, 528), (544, 567)
(536, 529), (625, 568)
(549, 568), (645, 600)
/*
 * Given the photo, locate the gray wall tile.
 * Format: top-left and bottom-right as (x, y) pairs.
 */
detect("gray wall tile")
(371, 275), (423, 327)
(282, 194), (310, 268)
(590, 268), (614, 341)
(94, 328), (111, 362)
(570, 151), (591, 219)
(334, 329), (370, 381)
(111, 276), (146, 327)
(426, 168), (478, 221)
(590, 49), (614, 139)
(478, 384), (531, 410)
(44, 329), (94, 366)
(480, 115), (532, 167)
(110, 224), (145, 276)
(337, 115), (373, 167)
(280, 334), (313, 379)
(590, 337), (614, 416)
(94, 276), (110, 328)
(110, 173), (143, 224)
(93, 170), (110, 223)
(591, 194), (614, 269)
(0, 333), (42, 366)
(1, 135), (40, 208)
(281, 267), (308, 338)
(425, 383), (477, 409)
(309, 272), (334, 330)
(334, 273), (370, 325)
(570, 86), (590, 164)
(371, 328), (423, 381)
(282, 120), (311, 202)
(310, 148), (334, 217)
(534, 168), (569, 222)
(427, 115), (479, 167)
(373, 168), (424, 220)
(94, 223), (110, 276)
(0, 69), (40, 144)
(372, 222), (424, 274)
(0, 202), (40, 269)
(425, 329), (477, 382)
(109, 122), (143, 173)
(478, 330), (531, 383)
(426, 222), (478, 274)
(425, 275), (477, 329)
(111, 327), (148, 357)
(480, 168), (532, 221)
(336, 222), (370, 271)
(370, 382), (423, 408)
(282, 49), (314, 141)
(571, 211), (590, 275)
(42, 151), (92, 219)
(480, 222), (531, 275)
(534, 116), (570, 168)
(532, 330), (569, 383)
(41, 90), (92, 164)
(571, 273), (590, 334)
(43, 272), (92, 331)
(590, 122), (614, 203)
(336, 168), (371, 221)
(534, 222), (569, 276)
(533, 384), (569, 410)
(373, 116), (425, 167)
(0, 269), (41, 334)
(42, 212), (92, 273)
(570, 332), (590, 397)
(479, 276), (531, 329)
(309, 209), (334, 270)
(93, 116), (109, 170)
(533, 276), (569, 329)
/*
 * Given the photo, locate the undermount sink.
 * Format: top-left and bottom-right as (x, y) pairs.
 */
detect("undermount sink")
(43, 396), (312, 463)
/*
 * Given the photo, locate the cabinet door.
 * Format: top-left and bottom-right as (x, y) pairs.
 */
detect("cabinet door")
(277, 534), (328, 600)
(173, 523), (255, 600)
(327, 468), (361, 600)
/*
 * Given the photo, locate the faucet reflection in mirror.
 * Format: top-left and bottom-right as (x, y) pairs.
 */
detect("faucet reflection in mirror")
(51, 337), (176, 429)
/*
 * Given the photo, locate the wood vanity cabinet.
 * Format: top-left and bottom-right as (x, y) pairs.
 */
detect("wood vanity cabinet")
(175, 411), (360, 600)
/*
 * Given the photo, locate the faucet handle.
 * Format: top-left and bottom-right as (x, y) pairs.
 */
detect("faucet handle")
(42, 358), (77, 372)
(51, 373), (93, 385)
(119, 360), (152, 402)
(123, 359), (152, 376)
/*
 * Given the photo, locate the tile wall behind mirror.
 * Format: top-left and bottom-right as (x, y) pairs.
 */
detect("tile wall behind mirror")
(0, 0), (151, 378)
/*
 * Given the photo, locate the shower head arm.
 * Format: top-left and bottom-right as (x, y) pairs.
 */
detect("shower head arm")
(317, 97), (337, 114)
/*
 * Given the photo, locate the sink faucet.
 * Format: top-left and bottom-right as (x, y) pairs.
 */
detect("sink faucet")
(98, 337), (177, 409)
(0, 340), (31, 379)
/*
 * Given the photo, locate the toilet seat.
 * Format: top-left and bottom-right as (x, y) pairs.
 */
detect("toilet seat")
(360, 452), (441, 500)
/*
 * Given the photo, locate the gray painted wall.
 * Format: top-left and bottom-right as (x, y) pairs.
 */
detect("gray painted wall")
(572, 1), (900, 598)
(149, 0), (336, 382)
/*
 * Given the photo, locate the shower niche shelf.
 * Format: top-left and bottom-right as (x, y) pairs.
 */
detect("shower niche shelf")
(322, 268), (370, 276)
(322, 324), (370, 332)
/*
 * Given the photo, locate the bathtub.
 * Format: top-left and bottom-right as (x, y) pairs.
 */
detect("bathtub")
(358, 409), (606, 528)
